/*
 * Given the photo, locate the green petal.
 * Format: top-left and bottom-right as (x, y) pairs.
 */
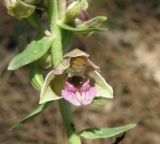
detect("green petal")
(89, 71), (113, 98)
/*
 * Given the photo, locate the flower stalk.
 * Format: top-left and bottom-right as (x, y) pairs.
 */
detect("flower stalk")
(48, 0), (81, 143)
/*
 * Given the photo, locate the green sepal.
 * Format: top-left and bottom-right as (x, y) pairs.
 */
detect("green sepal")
(58, 21), (106, 35)
(8, 36), (54, 70)
(10, 102), (52, 130)
(79, 123), (136, 139)
(39, 70), (66, 104)
(92, 97), (107, 105)
(89, 71), (113, 99)
(77, 16), (107, 29)
(8, 0), (35, 19)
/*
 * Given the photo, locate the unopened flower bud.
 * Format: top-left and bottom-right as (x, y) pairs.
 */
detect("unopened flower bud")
(64, 1), (81, 23)
(4, 0), (36, 19)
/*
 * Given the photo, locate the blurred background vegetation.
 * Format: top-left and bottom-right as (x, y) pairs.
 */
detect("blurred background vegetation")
(0, 0), (160, 144)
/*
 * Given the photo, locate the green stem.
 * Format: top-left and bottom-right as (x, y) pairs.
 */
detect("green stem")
(48, 0), (81, 144)
(59, 99), (81, 144)
(48, 0), (63, 66)
(58, 0), (66, 20)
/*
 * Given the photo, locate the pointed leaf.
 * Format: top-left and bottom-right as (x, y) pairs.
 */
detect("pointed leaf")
(8, 36), (54, 70)
(10, 102), (51, 130)
(80, 123), (136, 139)
(89, 71), (113, 98)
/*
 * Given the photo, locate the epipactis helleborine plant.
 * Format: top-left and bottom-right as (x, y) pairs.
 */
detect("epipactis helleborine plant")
(40, 49), (113, 106)
(5, 0), (136, 140)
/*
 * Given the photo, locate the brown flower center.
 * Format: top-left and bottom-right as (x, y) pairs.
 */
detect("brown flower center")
(67, 76), (86, 89)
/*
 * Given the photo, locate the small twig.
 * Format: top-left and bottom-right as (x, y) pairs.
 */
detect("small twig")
(112, 132), (126, 144)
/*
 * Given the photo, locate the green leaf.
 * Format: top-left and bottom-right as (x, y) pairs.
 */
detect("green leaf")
(92, 97), (107, 105)
(8, 36), (54, 70)
(80, 123), (136, 139)
(58, 22), (106, 34)
(10, 102), (51, 130)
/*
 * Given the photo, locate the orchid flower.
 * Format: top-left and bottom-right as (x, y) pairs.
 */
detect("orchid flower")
(40, 49), (113, 106)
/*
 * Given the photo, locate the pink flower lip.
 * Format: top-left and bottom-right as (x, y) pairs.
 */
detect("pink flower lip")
(62, 76), (96, 106)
